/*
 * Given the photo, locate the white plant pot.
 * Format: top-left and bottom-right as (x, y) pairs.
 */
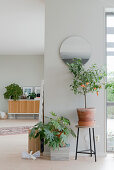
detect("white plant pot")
(50, 146), (70, 161)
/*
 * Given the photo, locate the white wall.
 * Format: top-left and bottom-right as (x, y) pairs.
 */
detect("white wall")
(0, 0), (45, 55)
(0, 55), (44, 113)
(45, 0), (114, 156)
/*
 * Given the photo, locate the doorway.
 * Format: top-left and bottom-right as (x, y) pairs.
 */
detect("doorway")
(0, 0), (45, 165)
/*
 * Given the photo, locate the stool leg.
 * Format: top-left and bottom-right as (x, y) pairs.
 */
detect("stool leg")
(75, 127), (79, 160)
(92, 128), (96, 162)
(89, 128), (92, 157)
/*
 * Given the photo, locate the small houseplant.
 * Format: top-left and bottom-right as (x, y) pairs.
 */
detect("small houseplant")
(28, 92), (36, 99)
(29, 112), (76, 158)
(67, 58), (106, 126)
(4, 83), (23, 100)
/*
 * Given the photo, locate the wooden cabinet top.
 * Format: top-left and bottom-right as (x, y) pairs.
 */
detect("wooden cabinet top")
(8, 99), (40, 101)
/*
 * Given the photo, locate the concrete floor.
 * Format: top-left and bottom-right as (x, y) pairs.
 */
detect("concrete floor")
(0, 120), (114, 170)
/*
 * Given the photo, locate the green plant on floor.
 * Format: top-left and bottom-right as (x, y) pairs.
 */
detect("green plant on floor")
(28, 92), (36, 99)
(67, 58), (106, 108)
(4, 83), (23, 101)
(29, 112), (76, 150)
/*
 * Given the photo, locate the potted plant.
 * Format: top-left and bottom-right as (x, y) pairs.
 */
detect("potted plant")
(67, 58), (106, 126)
(29, 112), (76, 160)
(4, 83), (23, 100)
(28, 92), (36, 99)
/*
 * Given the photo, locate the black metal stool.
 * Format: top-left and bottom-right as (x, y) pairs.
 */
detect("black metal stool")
(75, 125), (96, 162)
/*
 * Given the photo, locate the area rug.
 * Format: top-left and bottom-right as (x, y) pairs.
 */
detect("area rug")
(0, 126), (32, 136)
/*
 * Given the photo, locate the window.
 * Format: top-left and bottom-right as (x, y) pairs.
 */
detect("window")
(106, 13), (114, 152)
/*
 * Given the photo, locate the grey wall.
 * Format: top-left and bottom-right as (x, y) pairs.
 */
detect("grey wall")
(44, 0), (114, 156)
(0, 55), (44, 113)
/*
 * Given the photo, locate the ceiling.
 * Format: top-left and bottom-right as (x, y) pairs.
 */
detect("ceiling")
(0, 0), (45, 55)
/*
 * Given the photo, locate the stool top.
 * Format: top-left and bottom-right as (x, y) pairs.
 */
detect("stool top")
(75, 125), (95, 128)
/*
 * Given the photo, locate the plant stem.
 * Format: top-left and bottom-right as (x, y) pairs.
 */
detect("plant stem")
(84, 94), (86, 109)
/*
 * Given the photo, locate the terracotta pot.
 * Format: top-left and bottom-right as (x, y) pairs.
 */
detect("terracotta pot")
(77, 108), (96, 126)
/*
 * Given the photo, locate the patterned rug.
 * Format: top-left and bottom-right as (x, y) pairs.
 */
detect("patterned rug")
(0, 126), (32, 136)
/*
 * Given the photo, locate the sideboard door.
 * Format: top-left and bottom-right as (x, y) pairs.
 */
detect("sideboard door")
(8, 100), (20, 113)
(20, 101), (27, 113)
(34, 101), (40, 113)
(27, 101), (35, 113)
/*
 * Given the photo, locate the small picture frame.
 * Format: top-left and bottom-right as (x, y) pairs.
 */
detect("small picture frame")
(23, 87), (33, 96)
(35, 86), (40, 95)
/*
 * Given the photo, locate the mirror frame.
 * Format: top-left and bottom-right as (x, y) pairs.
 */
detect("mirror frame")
(60, 35), (91, 64)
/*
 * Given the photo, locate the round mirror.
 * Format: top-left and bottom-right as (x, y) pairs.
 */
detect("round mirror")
(60, 36), (91, 64)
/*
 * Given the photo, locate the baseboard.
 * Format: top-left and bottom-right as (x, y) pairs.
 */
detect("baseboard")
(43, 151), (107, 158)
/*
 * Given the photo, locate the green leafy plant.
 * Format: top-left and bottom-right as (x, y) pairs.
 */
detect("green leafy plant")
(29, 112), (76, 150)
(28, 92), (36, 99)
(106, 82), (114, 98)
(67, 58), (106, 108)
(105, 72), (114, 102)
(4, 83), (23, 101)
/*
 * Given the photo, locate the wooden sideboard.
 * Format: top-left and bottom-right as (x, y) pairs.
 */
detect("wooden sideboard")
(8, 100), (40, 116)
